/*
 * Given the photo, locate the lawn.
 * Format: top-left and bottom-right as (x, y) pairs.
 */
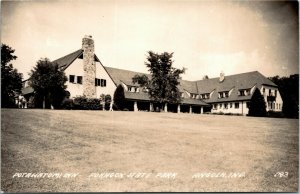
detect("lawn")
(1, 109), (298, 192)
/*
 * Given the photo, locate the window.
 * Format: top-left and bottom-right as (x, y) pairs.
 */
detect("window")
(95, 78), (100, 86)
(269, 89), (271, 96)
(77, 76), (82, 84)
(224, 103), (228, 109)
(69, 75), (75, 83)
(235, 102), (239, 109)
(100, 79), (106, 87)
(219, 104), (222, 109)
(230, 103), (232, 108)
(225, 91), (229, 98)
(214, 104), (217, 109)
(95, 78), (106, 87)
(275, 90), (277, 97)
(262, 87), (265, 93)
(219, 91), (229, 98)
(239, 90), (245, 96)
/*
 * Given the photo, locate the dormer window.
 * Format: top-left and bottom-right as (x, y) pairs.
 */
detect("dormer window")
(218, 91), (229, 98)
(238, 89), (251, 96)
(200, 93), (210, 99)
(128, 86), (139, 93)
(190, 93), (198, 99)
(142, 87), (149, 92)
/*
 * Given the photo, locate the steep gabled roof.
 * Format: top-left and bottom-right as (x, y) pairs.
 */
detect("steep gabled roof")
(178, 79), (198, 93)
(104, 66), (150, 87)
(52, 49), (83, 70)
(104, 66), (199, 93)
(195, 71), (277, 103)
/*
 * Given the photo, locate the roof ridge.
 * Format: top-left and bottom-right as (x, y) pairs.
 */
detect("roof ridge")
(104, 66), (149, 75)
(52, 49), (82, 62)
(194, 71), (259, 82)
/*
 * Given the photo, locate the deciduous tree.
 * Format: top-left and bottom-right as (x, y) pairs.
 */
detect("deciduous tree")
(1, 44), (23, 108)
(269, 74), (299, 118)
(29, 58), (67, 109)
(132, 51), (185, 109)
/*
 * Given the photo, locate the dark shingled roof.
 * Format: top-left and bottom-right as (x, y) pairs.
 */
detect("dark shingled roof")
(106, 66), (208, 105)
(104, 66), (149, 87)
(52, 49), (83, 70)
(195, 71), (277, 103)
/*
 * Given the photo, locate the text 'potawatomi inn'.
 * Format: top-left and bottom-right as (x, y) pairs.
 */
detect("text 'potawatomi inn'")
(21, 36), (283, 115)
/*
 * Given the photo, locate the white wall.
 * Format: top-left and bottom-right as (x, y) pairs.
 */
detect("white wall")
(260, 85), (283, 112)
(95, 61), (116, 98)
(211, 101), (249, 115)
(64, 58), (84, 98)
(64, 59), (117, 99)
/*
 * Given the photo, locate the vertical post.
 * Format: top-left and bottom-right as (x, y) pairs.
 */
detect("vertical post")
(150, 103), (153, 112)
(109, 100), (113, 111)
(134, 101), (138, 112)
(164, 103), (168, 112)
(200, 106), (203, 114)
(43, 96), (45, 109)
(177, 104), (181, 113)
(24, 101), (28, 109)
(189, 105), (192, 114)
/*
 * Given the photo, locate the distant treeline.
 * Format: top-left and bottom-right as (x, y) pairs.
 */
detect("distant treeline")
(269, 74), (299, 118)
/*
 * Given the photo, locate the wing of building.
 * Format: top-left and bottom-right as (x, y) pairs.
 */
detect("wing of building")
(21, 36), (283, 115)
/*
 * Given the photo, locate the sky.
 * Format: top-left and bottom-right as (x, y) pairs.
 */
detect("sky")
(1, 0), (299, 81)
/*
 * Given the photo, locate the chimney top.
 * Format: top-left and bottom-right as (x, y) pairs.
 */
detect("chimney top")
(219, 71), (225, 83)
(84, 35), (92, 39)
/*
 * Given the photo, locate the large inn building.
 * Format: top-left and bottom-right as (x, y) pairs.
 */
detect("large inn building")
(21, 36), (283, 115)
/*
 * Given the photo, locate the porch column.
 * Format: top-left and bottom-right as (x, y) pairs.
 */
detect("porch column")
(164, 103), (168, 112)
(134, 101), (138, 112)
(200, 106), (203, 114)
(24, 101), (28, 109)
(150, 103), (153, 112)
(177, 104), (181, 113)
(109, 100), (113, 111)
(189, 105), (192, 114)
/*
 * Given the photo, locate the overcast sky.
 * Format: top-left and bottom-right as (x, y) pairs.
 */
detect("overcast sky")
(1, 0), (299, 80)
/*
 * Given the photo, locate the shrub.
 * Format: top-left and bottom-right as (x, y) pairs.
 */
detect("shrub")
(267, 111), (285, 118)
(248, 88), (267, 117)
(73, 96), (101, 110)
(61, 98), (74, 110)
(113, 85), (126, 111)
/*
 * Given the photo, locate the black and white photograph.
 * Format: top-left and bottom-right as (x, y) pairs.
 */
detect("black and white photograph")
(1, 0), (299, 192)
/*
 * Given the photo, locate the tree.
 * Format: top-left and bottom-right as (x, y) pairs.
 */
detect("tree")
(269, 74), (299, 118)
(248, 88), (267, 117)
(29, 58), (67, 109)
(113, 85), (126, 110)
(132, 51), (185, 109)
(1, 44), (23, 108)
(104, 94), (112, 110)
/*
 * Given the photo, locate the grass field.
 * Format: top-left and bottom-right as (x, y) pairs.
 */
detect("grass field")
(1, 109), (298, 192)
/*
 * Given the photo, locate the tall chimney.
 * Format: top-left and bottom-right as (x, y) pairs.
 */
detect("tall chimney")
(82, 35), (96, 98)
(219, 71), (225, 83)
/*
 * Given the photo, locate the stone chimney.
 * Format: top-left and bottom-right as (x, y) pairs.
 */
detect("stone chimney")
(219, 71), (225, 83)
(82, 35), (96, 98)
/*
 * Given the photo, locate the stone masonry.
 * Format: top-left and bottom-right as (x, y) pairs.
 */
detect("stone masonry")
(82, 35), (96, 98)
